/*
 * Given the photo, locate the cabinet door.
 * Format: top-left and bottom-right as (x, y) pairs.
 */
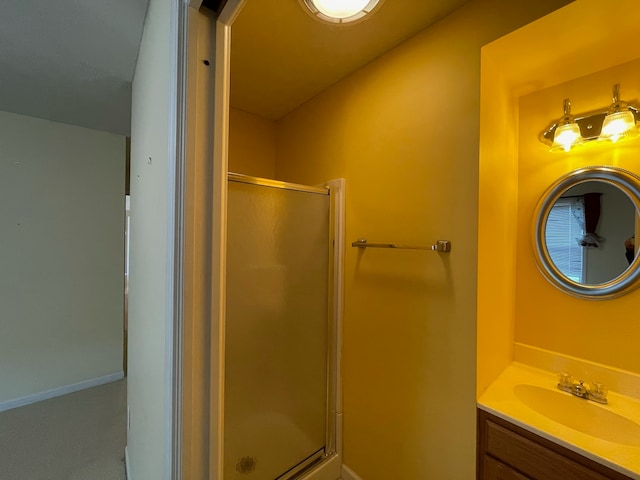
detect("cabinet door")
(483, 455), (530, 480)
(478, 409), (633, 480)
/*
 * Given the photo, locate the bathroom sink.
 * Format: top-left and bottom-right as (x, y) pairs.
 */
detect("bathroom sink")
(514, 384), (640, 446)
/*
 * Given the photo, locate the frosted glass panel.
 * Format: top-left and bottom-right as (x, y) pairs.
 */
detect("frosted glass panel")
(225, 180), (330, 480)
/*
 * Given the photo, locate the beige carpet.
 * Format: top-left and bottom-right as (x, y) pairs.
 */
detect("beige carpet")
(0, 379), (126, 480)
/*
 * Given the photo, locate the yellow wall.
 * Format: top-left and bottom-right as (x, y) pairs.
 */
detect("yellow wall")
(273, 0), (571, 477)
(229, 107), (276, 178)
(515, 58), (640, 373)
(476, 54), (520, 397)
(478, 0), (640, 400)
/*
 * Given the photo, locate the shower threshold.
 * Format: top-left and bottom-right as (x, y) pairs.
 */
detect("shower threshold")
(278, 449), (339, 480)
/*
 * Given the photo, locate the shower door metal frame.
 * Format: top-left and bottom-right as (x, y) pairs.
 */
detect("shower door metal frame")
(228, 172), (330, 195)
(226, 172), (343, 480)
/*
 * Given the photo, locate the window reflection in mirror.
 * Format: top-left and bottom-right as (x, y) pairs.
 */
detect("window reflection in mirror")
(546, 196), (585, 282)
(545, 181), (636, 285)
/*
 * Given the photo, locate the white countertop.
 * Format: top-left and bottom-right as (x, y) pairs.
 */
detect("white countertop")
(478, 362), (640, 479)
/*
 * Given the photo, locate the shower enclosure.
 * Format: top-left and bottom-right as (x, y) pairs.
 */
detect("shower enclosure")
(224, 173), (342, 480)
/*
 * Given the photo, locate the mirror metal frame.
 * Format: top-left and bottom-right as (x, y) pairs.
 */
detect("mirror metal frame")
(533, 166), (640, 300)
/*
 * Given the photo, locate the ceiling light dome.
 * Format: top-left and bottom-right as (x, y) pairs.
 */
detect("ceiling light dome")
(302, 0), (383, 24)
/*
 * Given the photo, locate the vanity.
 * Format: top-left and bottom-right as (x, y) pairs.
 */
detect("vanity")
(477, 409), (633, 480)
(477, 362), (640, 479)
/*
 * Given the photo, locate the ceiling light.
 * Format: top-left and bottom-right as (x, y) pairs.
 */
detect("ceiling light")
(301, 0), (383, 24)
(600, 84), (637, 142)
(550, 99), (583, 152)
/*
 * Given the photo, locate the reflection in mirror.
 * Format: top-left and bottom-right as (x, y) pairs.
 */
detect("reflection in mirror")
(533, 166), (640, 300)
(545, 181), (636, 285)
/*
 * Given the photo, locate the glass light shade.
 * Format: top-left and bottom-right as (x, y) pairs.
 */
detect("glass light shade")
(302, 0), (382, 23)
(600, 110), (636, 142)
(310, 0), (370, 18)
(551, 123), (582, 152)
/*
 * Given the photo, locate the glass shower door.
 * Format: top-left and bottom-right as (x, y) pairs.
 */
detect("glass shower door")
(225, 177), (330, 479)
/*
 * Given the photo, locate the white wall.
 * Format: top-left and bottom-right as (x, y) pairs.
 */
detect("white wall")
(0, 111), (125, 407)
(127, 0), (177, 477)
(566, 182), (636, 284)
(588, 183), (636, 283)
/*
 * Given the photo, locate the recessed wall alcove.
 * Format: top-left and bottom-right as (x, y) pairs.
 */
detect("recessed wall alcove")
(477, 0), (640, 396)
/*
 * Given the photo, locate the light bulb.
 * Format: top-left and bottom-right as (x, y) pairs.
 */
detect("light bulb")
(552, 123), (582, 152)
(302, 0), (382, 23)
(310, 0), (370, 19)
(549, 98), (582, 152)
(600, 110), (636, 142)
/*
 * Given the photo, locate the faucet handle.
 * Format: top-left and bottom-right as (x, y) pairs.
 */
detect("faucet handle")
(590, 381), (609, 403)
(558, 371), (573, 389)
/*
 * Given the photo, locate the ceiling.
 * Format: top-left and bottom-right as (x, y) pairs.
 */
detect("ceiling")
(0, 0), (149, 136)
(0, 0), (471, 134)
(230, 0), (470, 120)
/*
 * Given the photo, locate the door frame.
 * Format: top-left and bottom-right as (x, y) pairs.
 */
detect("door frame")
(176, 1), (245, 479)
(179, 2), (344, 479)
(208, 3), (243, 479)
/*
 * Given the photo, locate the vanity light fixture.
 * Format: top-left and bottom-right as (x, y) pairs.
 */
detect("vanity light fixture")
(539, 83), (640, 152)
(301, 0), (383, 24)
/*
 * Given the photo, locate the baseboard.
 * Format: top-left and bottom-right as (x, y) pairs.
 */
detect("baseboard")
(125, 445), (131, 480)
(341, 464), (363, 480)
(0, 371), (125, 413)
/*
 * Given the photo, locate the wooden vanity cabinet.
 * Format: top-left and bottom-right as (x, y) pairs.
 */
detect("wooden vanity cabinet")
(477, 409), (633, 480)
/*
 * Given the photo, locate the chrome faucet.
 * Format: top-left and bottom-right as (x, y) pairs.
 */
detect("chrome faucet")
(557, 372), (608, 404)
(571, 380), (588, 398)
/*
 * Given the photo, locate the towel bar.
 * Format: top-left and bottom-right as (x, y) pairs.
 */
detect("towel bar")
(351, 238), (451, 252)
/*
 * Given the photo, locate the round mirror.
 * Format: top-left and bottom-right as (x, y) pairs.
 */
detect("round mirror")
(533, 166), (640, 299)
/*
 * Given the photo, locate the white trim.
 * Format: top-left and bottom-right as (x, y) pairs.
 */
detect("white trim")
(218, 0), (246, 25)
(164, 0), (181, 477)
(0, 372), (124, 413)
(327, 178), (345, 418)
(207, 2), (243, 479)
(125, 445), (132, 480)
(341, 465), (363, 480)
(326, 178), (346, 461)
(171, 0), (189, 478)
(335, 412), (344, 460)
(209, 18), (232, 480)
